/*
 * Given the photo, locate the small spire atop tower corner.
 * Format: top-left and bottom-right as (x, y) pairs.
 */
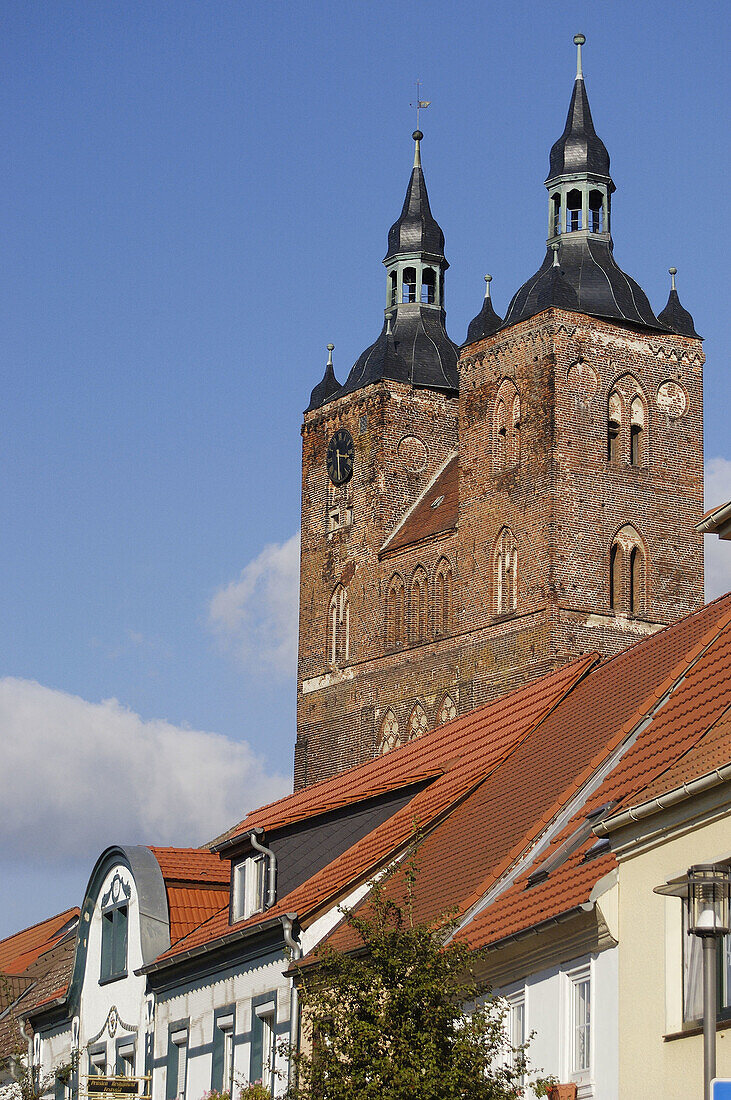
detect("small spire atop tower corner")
(574, 33), (586, 79)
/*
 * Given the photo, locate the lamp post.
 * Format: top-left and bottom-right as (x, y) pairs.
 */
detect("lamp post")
(686, 865), (731, 1099)
(656, 863), (731, 1099)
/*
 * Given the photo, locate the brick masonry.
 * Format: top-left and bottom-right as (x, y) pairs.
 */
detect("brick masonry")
(295, 307), (704, 789)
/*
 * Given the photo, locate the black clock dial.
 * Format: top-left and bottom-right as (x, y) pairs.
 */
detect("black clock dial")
(326, 429), (355, 486)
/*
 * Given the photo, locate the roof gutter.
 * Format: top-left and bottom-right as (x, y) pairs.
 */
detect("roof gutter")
(696, 501), (731, 537)
(138, 911), (288, 975)
(480, 905), (587, 954)
(595, 762), (731, 837)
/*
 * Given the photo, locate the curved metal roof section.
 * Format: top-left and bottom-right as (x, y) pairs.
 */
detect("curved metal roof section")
(502, 237), (664, 331)
(385, 162), (445, 262)
(306, 361), (341, 412)
(465, 291), (504, 345)
(657, 287), (700, 338)
(339, 305), (459, 397)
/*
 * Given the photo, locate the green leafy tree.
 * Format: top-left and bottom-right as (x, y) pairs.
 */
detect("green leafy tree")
(285, 860), (526, 1100)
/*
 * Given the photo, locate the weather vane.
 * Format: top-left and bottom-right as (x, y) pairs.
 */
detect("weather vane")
(410, 80), (431, 130)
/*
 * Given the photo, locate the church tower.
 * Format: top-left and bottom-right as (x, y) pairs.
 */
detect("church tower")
(295, 38), (704, 789)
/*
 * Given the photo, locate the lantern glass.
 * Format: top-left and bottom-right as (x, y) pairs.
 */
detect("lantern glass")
(686, 864), (731, 937)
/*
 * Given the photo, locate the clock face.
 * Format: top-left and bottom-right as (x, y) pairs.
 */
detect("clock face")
(326, 429), (355, 486)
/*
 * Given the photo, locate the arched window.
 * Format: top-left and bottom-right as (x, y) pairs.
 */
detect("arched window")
(495, 528), (518, 614)
(328, 585), (349, 666)
(436, 694), (457, 726)
(389, 271), (398, 307)
(630, 396), (645, 466)
(410, 567), (428, 643)
(385, 574), (405, 649)
(551, 192), (561, 236)
(609, 526), (646, 617)
(511, 394), (521, 466)
(421, 268), (436, 304)
(607, 390), (622, 462)
(567, 189), (582, 232)
(407, 703), (429, 741)
(434, 559), (453, 637)
(378, 710), (400, 755)
(402, 267), (417, 303)
(589, 190), (603, 233)
(495, 399), (507, 468)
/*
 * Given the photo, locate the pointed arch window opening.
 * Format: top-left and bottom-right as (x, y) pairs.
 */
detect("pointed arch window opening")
(551, 193), (562, 237)
(378, 710), (401, 755)
(589, 190), (604, 234)
(421, 267), (436, 304)
(434, 561), (453, 637)
(328, 585), (350, 666)
(607, 390), (622, 463)
(410, 570), (429, 643)
(386, 575), (405, 649)
(407, 703), (429, 742)
(609, 527), (646, 618)
(511, 395), (521, 466)
(630, 396), (646, 466)
(495, 400), (507, 469)
(437, 694), (457, 726)
(566, 189), (583, 232)
(496, 529), (518, 615)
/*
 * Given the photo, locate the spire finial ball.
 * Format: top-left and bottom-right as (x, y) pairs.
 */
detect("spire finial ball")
(412, 130), (423, 141)
(669, 267), (677, 276)
(327, 343), (334, 351)
(574, 33), (586, 45)
(484, 274), (492, 283)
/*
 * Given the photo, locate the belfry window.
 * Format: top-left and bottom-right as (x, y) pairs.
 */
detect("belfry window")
(495, 400), (507, 468)
(495, 528), (518, 614)
(410, 568), (428, 643)
(567, 189), (582, 232)
(607, 391), (622, 462)
(402, 267), (417, 303)
(589, 190), (603, 233)
(328, 584), (349, 665)
(610, 526), (646, 617)
(389, 271), (398, 307)
(609, 542), (622, 611)
(552, 193), (561, 236)
(421, 267), (436, 303)
(630, 396), (645, 466)
(434, 560), (452, 637)
(511, 394), (521, 466)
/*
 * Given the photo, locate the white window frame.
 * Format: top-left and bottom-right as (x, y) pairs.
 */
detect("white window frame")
(118, 1040), (135, 1077)
(89, 1048), (107, 1077)
(254, 1002), (277, 1095)
(217, 1013), (235, 1093)
(171, 1028), (188, 1100)
(232, 855), (267, 922)
(565, 963), (592, 1090)
(506, 989), (526, 1085)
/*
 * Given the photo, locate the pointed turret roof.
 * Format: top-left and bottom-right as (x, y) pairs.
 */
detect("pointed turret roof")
(385, 131), (446, 263)
(547, 44), (612, 182)
(657, 269), (700, 338)
(465, 275), (503, 345)
(305, 345), (341, 412)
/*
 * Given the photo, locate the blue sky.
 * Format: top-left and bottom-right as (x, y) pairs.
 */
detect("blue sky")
(1, 0), (730, 937)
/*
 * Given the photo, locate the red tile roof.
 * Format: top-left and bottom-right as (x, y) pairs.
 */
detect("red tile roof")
(380, 453), (458, 555)
(0, 908), (78, 976)
(148, 847), (230, 945)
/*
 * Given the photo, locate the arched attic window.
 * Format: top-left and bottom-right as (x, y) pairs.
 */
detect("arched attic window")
(402, 268), (417, 303)
(434, 559), (453, 637)
(410, 567), (429, 643)
(407, 702), (429, 741)
(437, 694), (457, 725)
(328, 585), (349, 666)
(607, 391), (622, 463)
(609, 526), (646, 618)
(630, 396), (646, 466)
(551, 193), (561, 236)
(589, 190), (603, 233)
(495, 528), (518, 614)
(385, 574), (405, 649)
(567, 189), (582, 232)
(389, 271), (398, 307)
(421, 268), (436, 304)
(378, 709), (400, 755)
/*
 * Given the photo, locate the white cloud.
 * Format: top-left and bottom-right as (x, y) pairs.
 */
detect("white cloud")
(0, 678), (290, 861)
(704, 456), (731, 600)
(208, 531), (300, 678)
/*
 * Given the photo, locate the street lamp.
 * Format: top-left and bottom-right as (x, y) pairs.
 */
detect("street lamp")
(657, 863), (731, 1100)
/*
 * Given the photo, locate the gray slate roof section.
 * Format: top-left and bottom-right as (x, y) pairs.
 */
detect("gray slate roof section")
(385, 163), (446, 262)
(548, 75), (611, 182)
(657, 288), (700, 338)
(306, 361), (341, 412)
(340, 304), (459, 396)
(502, 236), (665, 331)
(465, 293), (504, 345)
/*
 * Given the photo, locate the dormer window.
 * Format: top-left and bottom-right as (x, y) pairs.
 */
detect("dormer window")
(100, 904), (128, 983)
(232, 854), (267, 922)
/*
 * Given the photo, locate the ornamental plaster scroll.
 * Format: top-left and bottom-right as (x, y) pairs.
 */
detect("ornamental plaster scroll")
(100, 872), (131, 911)
(86, 1005), (138, 1047)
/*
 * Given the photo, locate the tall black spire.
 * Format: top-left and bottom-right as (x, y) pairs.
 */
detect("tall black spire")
(503, 35), (664, 332)
(338, 131), (458, 399)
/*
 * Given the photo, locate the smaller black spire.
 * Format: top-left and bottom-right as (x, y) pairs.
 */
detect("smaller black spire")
(306, 344), (341, 412)
(465, 275), (503, 344)
(384, 131), (446, 262)
(657, 268), (701, 338)
(547, 34), (612, 183)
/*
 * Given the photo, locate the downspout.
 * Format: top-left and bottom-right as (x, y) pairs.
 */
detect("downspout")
(250, 829), (277, 909)
(19, 1018), (33, 1089)
(280, 915), (301, 1093)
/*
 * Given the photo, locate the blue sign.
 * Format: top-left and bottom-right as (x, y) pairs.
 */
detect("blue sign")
(712, 1081), (731, 1100)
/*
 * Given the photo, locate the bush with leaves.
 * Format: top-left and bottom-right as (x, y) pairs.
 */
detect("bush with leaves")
(284, 858), (526, 1100)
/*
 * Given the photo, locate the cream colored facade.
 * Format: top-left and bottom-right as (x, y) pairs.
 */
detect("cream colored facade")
(599, 778), (731, 1099)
